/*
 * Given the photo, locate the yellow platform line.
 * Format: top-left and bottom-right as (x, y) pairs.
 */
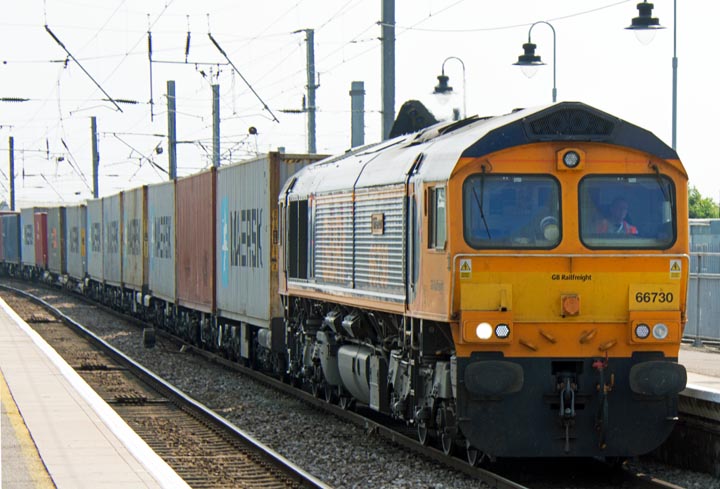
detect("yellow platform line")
(1, 370), (56, 488)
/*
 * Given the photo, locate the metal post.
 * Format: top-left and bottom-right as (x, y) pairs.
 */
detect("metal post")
(305, 29), (317, 154)
(693, 254), (703, 347)
(350, 81), (365, 148)
(167, 80), (177, 180)
(381, 0), (395, 139)
(671, 0), (677, 150)
(8, 136), (15, 210)
(91, 117), (99, 198)
(212, 84), (220, 167)
(527, 21), (557, 103)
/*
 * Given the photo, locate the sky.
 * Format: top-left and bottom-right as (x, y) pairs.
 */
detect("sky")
(2, 0), (718, 208)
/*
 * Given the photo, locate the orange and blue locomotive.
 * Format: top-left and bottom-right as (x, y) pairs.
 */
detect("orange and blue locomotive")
(278, 101), (688, 460)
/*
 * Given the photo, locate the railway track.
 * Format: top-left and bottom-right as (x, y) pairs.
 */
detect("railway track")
(0, 280), (700, 489)
(0, 285), (328, 489)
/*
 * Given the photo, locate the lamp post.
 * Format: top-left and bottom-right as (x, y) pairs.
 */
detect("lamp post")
(513, 21), (557, 103)
(626, 1), (677, 151)
(433, 56), (466, 120)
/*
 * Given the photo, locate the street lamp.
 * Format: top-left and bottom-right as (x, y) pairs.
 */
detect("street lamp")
(433, 56), (466, 120)
(626, 1), (677, 151)
(513, 21), (557, 103)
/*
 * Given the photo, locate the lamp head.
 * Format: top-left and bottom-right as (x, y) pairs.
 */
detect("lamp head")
(513, 42), (544, 78)
(626, 1), (665, 45)
(433, 74), (453, 95)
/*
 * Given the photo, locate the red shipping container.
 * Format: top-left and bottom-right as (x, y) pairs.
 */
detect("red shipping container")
(176, 168), (216, 313)
(34, 212), (48, 268)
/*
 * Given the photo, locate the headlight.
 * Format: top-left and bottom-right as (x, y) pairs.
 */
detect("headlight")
(635, 323), (650, 339)
(652, 323), (669, 340)
(476, 322), (493, 340)
(562, 150), (580, 168)
(495, 323), (510, 339)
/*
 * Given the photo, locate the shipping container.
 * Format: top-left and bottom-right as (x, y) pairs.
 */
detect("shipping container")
(20, 208), (36, 266)
(34, 212), (48, 269)
(216, 152), (323, 325)
(102, 193), (123, 286)
(176, 168), (215, 313)
(122, 186), (148, 291)
(148, 180), (176, 302)
(65, 204), (88, 280)
(87, 199), (104, 282)
(1, 212), (21, 264)
(47, 206), (67, 275)
(0, 210), (15, 262)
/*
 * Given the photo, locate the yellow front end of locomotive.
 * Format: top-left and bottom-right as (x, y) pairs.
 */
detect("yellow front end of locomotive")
(454, 260), (686, 359)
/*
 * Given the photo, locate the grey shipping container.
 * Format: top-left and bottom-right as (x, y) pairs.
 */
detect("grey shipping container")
(148, 180), (176, 302)
(87, 199), (104, 281)
(20, 208), (36, 266)
(216, 152), (323, 325)
(2, 213), (21, 264)
(65, 204), (88, 280)
(122, 186), (148, 291)
(176, 168), (215, 313)
(103, 193), (123, 286)
(47, 206), (67, 275)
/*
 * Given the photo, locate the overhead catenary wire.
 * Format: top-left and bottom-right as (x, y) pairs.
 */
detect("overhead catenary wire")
(207, 31), (279, 123)
(44, 25), (124, 112)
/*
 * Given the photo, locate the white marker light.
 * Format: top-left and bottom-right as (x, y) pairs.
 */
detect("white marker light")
(476, 322), (493, 340)
(652, 323), (669, 340)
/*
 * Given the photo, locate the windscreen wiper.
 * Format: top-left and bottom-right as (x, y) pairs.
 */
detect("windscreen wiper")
(472, 167), (492, 239)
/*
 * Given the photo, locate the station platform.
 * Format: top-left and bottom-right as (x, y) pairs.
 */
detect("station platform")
(679, 343), (720, 402)
(0, 298), (190, 489)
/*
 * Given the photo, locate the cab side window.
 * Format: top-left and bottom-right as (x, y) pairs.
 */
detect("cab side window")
(428, 186), (446, 250)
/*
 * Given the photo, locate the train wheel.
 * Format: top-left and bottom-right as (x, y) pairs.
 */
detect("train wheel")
(338, 395), (354, 410)
(311, 381), (323, 398)
(438, 404), (456, 456)
(324, 384), (338, 404)
(417, 420), (431, 446)
(440, 432), (454, 456)
(466, 441), (484, 466)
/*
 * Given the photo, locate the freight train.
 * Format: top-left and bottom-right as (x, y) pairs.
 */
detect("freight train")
(0, 101), (689, 462)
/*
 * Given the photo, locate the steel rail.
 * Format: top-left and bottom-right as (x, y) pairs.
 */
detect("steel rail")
(0, 284), (330, 489)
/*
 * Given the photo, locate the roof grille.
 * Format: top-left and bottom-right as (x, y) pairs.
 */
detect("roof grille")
(526, 108), (616, 139)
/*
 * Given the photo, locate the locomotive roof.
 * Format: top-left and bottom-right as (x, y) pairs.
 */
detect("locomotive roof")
(283, 101), (679, 197)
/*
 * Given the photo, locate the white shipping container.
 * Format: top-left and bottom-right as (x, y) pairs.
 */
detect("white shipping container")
(65, 204), (87, 280)
(122, 186), (147, 291)
(87, 199), (104, 281)
(103, 194), (122, 286)
(216, 152), (322, 326)
(148, 180), (176, 302)
(20, 208), (36, 266)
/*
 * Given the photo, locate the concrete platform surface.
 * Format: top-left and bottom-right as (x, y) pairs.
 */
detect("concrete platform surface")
(0, 297), (189, 489)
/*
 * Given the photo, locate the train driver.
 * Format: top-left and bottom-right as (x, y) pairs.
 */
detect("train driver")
(597, 197), (638, 235)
